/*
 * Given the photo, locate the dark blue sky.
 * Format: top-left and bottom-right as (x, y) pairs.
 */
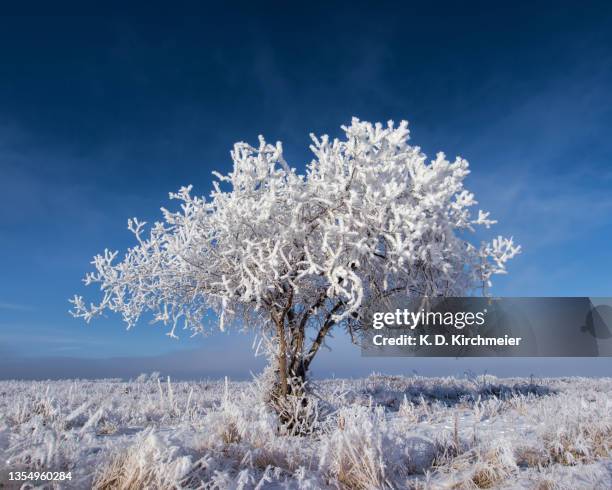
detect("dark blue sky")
(1, 3), (611, 378)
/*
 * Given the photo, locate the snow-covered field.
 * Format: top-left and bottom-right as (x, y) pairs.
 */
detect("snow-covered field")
(0, 374), (610, 489)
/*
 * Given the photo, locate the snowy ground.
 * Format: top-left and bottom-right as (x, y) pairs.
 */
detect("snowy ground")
(0, 374), (610, 489)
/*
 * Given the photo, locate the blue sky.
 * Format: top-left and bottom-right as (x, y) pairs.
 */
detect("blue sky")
(1, 3), (611, 378)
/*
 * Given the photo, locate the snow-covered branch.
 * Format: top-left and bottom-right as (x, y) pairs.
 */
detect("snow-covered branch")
(71, 118), (520, 343)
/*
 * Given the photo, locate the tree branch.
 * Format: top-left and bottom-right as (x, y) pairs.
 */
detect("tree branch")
(304, 300), (344, 370)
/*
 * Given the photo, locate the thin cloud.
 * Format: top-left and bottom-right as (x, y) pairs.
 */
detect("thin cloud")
(0, 302), (33, 311)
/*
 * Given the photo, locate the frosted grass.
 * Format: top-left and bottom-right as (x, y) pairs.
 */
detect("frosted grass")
(0, 374), (609, 488)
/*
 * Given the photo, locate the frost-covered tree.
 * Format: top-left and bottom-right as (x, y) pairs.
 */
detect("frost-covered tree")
(71, 118), (520, 398)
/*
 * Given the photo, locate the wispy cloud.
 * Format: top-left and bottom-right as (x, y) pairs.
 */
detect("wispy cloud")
(473, 166), (612, 249)
(0, 302), (33, 311)
(0, 329), (111, 346)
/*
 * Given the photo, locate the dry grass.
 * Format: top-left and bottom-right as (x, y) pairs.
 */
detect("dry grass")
(540, 405), (611, 465)
(220, 420), (241, 445)
(514, 445), (550, 468)
(92, 432), (191, 490)
(321, 407), (393, 490)
(1, 375), (610, 488)
(93, 451), (159, 490)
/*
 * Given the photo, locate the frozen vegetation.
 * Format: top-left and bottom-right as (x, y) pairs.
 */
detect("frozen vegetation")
(0, 374), (610, 489)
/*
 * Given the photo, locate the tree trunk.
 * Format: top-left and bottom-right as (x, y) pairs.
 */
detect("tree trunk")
(274, 317), (289, 397)
(276, 299), (343, 399)
(288, 325), (306, 392)
(268, 300), (345, 434)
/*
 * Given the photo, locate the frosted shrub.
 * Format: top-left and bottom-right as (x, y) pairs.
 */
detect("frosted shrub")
(195, 379), (279, 454)
(72, 118), (519, 407)
(93, 430), (192, 490)
(398, 395), (418, 423)
(469, 443), (517, 488)
(6, 422), (79, 473)
(534, 392), (611, 465)
(543, 417), (611, 465)
(319, 406), (393, 489)
(433, 441), (516, 489)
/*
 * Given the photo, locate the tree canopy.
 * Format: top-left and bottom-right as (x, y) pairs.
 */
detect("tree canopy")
(71, 118), (520, 383)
